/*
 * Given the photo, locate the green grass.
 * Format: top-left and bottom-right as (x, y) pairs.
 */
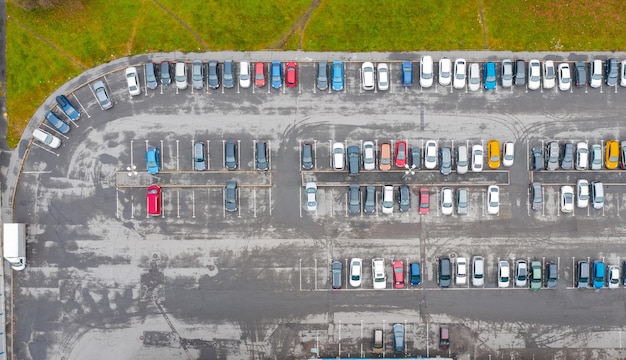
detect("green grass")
(6, 0), (626, 147)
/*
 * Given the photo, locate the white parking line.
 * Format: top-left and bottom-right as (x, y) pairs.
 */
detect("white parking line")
(191, 139), (195, 169)
(130, 194), (135, 219)
(253, 188), (257, 218)
(206, 140), (211, 170)
(176, 190), (180, 218)
(176, 140), (180, 171)
(192, 190), (196, 218)
(70, 93), (90, 119)
(269, 188), (272, 216)
(299, 186), (303, 218)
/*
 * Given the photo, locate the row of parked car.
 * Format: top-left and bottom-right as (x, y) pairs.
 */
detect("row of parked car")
(32, 95), (82, 149)
(530, 180), (605, 211)
(531, 140), (626, 171)
(370, 323), (451, 354)
(576, 259), (626, 289)
(302, 140), (515, 174)
(146, 180), (240, 216)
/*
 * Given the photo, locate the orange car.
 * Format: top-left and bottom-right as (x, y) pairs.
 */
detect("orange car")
(487, 140), (501, 169)
(379, 143), (391, 171)
(605, 140), (619, 169)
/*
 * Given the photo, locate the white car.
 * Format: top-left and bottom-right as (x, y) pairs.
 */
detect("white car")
(576, 179), (589, 208)
(502, 142), (514, 167)
(558, 63), (571, 91)
(441, 187), (453, 215)
(349, 258), (362, 287)
(239, 61), (251, 88)
(498, 260), (510, 288)
(560, 185), (574, 213)
(175, 62), (188, 90)
(453, 58), (466, 89)
(362, 62), (375, 90)
(576, 142), (588, 170)
(589, 59), (602, 88)
(608, 265), (620, 289)
(424, 140), (438, 169)
(420, 56), (434, 88)
(362, 141), (375, 170)
(32, 128), (61, 149)
(487, 185), (499, 215)
(377, 63), (389, 91)
(455, 257), (467, 285)
(528, 60), (541, 90)
(621, 60), (626, 87)
(125, 67), (141, 96)
(515, 260), (528, 287)
(542, 60), (556, 89)
(305, 182), (317, 211)
(332, 142), (345, 170)
(468, 63), (480, 91)
(372, 258), (387, 289)
(472, 256), (485, 287)
(471, 144), (483, 172)
(382, 185), (394, 214)
(438, 57), (452, 86)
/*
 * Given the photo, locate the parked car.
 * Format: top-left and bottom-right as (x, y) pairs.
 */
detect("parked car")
(438, 147), (451, 175)
(395, 140), (407, 168)
(194, 142), (206, 171)
(591, 181), (604, 209)
(331, 61), (344, 91)
(55, 95), (80, 121)
(393, 324), (405, 352)
(255, 141), (269, 171)
(468, 63), (480, 91)
(439, 326), (450, 350)
(607, 265), (620, 289)
(208, 60), (220, 89)
(455, 257), (467, 285)
(453, 58), (466, 89)
(331, 260), (342, 289)
(438, 57), (452, 86)
(93, 80), (112, 109)
(498, 260), (510, 288)
(145, 62), (158, 90)
(349, 258), (362, 287)
(301, 143), (313, 170)
(285, 61), (297, 87)
(348, 184), (360, 215)
(546, 141), (560, 170)
(382, 185), (394, 214)
(379, 142), (391, 171)
(561, 142), (573, 170)
(589, 59), (602, 88)
(576, 142), (588, 170)
(574, 61), (587, 87)
(487, 140), (501, 169)
(393, 260), (405, 289)
(398, 185), (410, 212)
(160, 61), (171, 85)
(621, 60), (626, 87)
(456, 188), (469, 215)
(146, 146), (160, 174)
(420, 56), (434, 88)
(192, 60), (204, 90)
(532, 147), (544, 171)
(483, 62), (496, 90)
(362, 141), (375, 170)
(592, 260), (605, 289)
(621, 140), (626, 169)
(175, 62), (188, 90)
(471, 144), (483, 172)
(542, 60), (556, 89)
(606, 58), (619, 86)
(530, 261), (542, 291)
(472, 256), (484, 287)
(411, 146), (421, 169)
(487, 185), (499, 215)
(560, 186), (574, 213)
(373, 329), (384, 354)
(558, 63), (571, 91)
(147, 185), (161, 216)
(372, 258), (386, 289)
(316, 61), (328, 91)
(364, 186), (376, 214)
(514, 59), (526, 86)
(515, 260), (528, 287)
(270, 61), (282, 89)
(254, 62), (265, 87)
(576, 179), (589, 208)
(361, 62), (375, 90)
(501, 59), (513, 87)
(332, 142), (345, 170)
(225, 181), (238, 212)
(590, 144), (602, 170)
(410, 263), (421, 285)
(223, 60), (234, 88)
(438, 257), (452, 288)
(577, 260), (589, 289)
(531, 182), (543, 211)
(424, 140), (438, 169)
(224, 140), (238, 170)
(239, 61), (251, 88)
(305, 182), (317, 211)
(125, 66), (141, 95)
(545, 261), (558, 288)
(32, 128), (61, 149)
(457, 145), (469, 174)
(347, 145), (359, 175)
(419, 188), (430, 215)
(377, 63), (389, 90)
(502, 141), (514, 167)
(402, 61), (413, 87)
(441, 187), (453, 216)
(45, 111), (70, 134)
(605, 140), (619, 169)
(528, 59), (541, 90)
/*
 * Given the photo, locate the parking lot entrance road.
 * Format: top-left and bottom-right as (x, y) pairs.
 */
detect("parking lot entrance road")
(302, 169), (510, 186)
(115, 170), (271, 188)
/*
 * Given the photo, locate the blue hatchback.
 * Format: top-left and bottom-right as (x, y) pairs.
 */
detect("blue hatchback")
(484, 62), (496, 90)
(55, 95), (81, 121)
(410, 263), (421, 285)
(270, 61), (282, 89)
(146, 146), (160, 175)
(592, 260), (605, 289)
(45, 110), (70, 134)
(402, 61), (413, 87)
(332, 61), (344, 91)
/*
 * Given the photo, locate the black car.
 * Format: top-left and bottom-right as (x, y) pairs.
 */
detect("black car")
(145, 62), (158, 89)
(208, 60), (220, 89)
(514, 59), (526, 86)
(256, 141), (269, 170)
(347, 145), (359, 175)
(348, 184), (361, 215)
(438, 257), (452, 288)
(605, 58), (619, 86)
(331, 260), (343, 289)
(561, 143), (573, 170)
(317, 62), (329, 91)
(301, 143), (313, 169)
(364, 186), (376, 214)
(545, 261), (558, 288)
(223, 60), (234, 88)
(160, 61), (171, 85)
(532, 147), (543, 171)
(410, 147), (421, 169)
(574, 61), (587, 87)
(225, 140), (237, 170)
(398, 185), (410, 212)
(225, 181), (238, 212)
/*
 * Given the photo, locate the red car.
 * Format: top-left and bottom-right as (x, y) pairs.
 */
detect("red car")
(419, 187), (430, 215)
(286, 62), (298, 87)
(393, 260), (405, 289)
(147, 185), (161, 216)
(395, 140), (407, 168)
(255, 62), (266, 87)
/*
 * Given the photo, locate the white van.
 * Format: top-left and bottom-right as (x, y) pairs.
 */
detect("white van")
(33, 128), (61, 149)
(175, 62), (188, 90)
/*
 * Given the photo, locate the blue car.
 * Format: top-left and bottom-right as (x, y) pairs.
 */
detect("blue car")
(332, 61), (344, 91)
(402, 61), (413, 87)
(270, 61), (282, 89)
(45, 111), (70, 134)
(410, 263), (421, 285)
(146, 146), (160, 175)
(484, 62), (497, 90)
(592, 260), (605, 289)
(55, 95), (81, 121)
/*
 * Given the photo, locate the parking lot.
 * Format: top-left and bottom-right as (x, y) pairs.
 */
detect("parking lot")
(10, 52), (626, 360)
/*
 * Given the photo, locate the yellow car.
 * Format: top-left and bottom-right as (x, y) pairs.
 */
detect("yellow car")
(487, 140), (501, 169)
(605, 140), (619, 169)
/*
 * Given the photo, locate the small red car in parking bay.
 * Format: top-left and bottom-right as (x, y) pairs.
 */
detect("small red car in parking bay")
(147, 185), (161, 216)
(395, 140), (407, 168)
(393, 260), (405, 288)
(419, 188), (430, 215)
(254, 62), (266, 87)
(286, 62), (297, 87)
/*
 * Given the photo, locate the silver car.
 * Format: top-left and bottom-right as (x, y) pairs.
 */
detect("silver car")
(546, 141), (560, 170)
(456, 188), (468, 215)
(456, 145), (469, 174)
(362, 141), (375, 170)
(590, 144), (602, 170)
(501, 59), (513, 88)
(93, 80), (112, 110)
(192, 60), (204, 90)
